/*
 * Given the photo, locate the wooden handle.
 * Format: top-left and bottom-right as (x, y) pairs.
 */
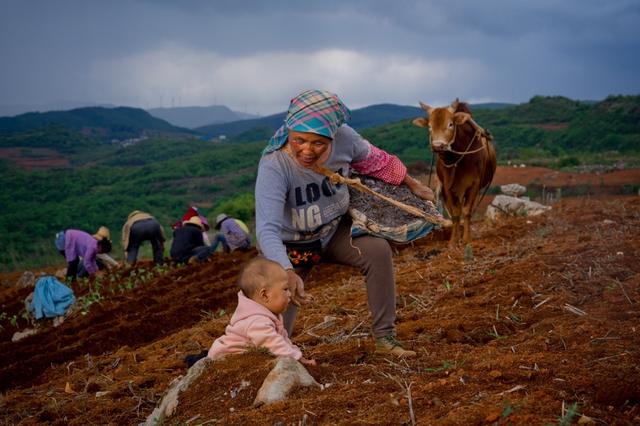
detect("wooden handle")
(312, 166), (451, 227)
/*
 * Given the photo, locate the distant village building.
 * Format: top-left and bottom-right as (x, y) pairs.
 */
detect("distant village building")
(119, 135), (148, 147)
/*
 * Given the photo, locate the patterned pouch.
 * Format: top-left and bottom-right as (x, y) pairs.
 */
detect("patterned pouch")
(284, 240), (322, 267)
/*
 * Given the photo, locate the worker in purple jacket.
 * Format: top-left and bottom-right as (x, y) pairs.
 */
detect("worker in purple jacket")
(62, 229), (112, 281)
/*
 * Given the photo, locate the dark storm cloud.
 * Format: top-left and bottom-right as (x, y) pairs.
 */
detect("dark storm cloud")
(1, 0), (638, 115)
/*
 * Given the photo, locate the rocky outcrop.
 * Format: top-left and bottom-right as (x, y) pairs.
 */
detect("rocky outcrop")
(254, 357), (321, 406)
(486, 184), (551, 221)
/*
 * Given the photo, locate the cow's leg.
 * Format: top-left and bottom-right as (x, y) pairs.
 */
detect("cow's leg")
(442, 190), (458, 245)
(449, 216), (459, 245)
(448, 196), (463, 246)
(462, 185), (480, 243)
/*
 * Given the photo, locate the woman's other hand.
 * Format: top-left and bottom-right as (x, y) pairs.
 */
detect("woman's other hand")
(286, 269), (308, 306)
(404, 175), (435, 202)
(300, 357), (317, 366)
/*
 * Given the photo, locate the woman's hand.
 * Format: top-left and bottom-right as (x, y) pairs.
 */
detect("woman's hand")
(404, 175), (435, 202)
(300, 357), (317, 366)
(286, 269), (308, 306)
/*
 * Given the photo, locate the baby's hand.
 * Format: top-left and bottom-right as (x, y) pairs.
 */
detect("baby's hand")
(300, 357), (317, 366)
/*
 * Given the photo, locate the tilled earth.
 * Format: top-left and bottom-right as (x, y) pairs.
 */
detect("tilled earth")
(0, 170), (639, 425)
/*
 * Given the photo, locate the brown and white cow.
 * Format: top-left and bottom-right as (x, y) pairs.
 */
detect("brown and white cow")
(413, 99), (496, 245)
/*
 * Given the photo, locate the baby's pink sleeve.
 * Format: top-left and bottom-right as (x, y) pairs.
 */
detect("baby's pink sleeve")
(246, 319), (302, 360)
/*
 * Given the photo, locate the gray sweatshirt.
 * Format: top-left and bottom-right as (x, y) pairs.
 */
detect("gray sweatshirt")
(255, 124), (370, 269)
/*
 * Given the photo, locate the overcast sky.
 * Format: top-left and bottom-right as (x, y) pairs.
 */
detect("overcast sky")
(1, 0), (639, 116)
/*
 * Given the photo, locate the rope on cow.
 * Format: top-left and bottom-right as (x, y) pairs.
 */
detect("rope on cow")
(442, 128), (487, 168)
(312, 166), (451, 227)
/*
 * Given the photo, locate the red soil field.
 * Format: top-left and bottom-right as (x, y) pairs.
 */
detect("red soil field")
(0, 148), (70, 170)
(0, 168), (639, 425)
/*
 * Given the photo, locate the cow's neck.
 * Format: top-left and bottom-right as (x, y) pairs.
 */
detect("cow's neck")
(451, 122), (475, 152)
(437, 123), (474, 169)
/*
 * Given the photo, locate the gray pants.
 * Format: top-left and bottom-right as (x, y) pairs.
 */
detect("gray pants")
(283, 216), (396, 339)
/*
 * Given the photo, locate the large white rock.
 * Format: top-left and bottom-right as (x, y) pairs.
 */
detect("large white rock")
(253, 357), (320, 406)
(143, 355), (321, 425)
(143, 357), (213, 426)
(500, 183), (526, 197)
(486, 195), (551, 221)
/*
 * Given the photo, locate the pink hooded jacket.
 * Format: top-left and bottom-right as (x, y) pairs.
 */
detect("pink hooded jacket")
(207, 291), (302, 360)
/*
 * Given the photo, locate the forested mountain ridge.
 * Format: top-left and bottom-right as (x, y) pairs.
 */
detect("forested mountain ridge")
(195, 103), (514, 140)
(0, 95), (638, 271)
(147, 105), (257, 129)
(0, 106), (194, 143)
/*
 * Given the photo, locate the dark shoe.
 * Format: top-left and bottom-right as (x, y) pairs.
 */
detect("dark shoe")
(184, 350), (208, 367)
(375, 334), (417, 358)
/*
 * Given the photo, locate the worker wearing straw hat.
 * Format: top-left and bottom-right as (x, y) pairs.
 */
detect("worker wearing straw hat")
(170, 216), (216, 264)
(56, 227), (113, 281)
(211, 213), (251, 253)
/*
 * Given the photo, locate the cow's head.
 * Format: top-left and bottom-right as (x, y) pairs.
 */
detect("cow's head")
(412, 99), (472, 152)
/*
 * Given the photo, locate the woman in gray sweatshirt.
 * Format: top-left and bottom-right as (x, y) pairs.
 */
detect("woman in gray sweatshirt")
(255, 89), (434, 358)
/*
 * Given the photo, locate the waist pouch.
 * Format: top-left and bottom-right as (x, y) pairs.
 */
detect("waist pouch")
(285, 239), (322, 267)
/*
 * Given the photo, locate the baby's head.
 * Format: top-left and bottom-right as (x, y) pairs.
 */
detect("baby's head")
(239, 257), (291, 315)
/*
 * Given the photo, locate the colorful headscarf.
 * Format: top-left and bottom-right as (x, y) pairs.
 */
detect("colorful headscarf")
(263, 89), (351, 155)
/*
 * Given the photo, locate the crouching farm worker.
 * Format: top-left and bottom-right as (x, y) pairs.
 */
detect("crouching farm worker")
(170, 216), (216, 264)
(256, 89), (434, 358)
(57, 228), (113, 281)
(122, 210), (166, 265)
(211, 213), (252, 254)
(173, 206), (212, 245)
(207, 257), (316, 365)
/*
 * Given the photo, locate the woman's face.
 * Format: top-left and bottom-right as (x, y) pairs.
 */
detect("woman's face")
(287, 130), (332, 168)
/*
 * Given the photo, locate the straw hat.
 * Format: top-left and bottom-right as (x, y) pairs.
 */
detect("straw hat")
(127, 210), (143, 220)
(184, 215), (204, 230)
(93, 226), (110, 240)
(215, 213), (228, 229)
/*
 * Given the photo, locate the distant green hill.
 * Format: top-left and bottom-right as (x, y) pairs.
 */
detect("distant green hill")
(0, 95), (638, 271)
(0, 106), (194, 143)
(196, 102), (514, 140)
(197, 112), (286, 140)
(197, 104), (428, 142)
(147, 105), (257, 129)
(0, 124), (97, 153)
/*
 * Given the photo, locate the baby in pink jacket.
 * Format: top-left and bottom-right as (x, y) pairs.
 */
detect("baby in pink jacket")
(207, 257), (316, 366)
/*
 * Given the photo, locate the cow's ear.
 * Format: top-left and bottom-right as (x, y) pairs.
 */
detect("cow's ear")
(453, 112), (470, 125)
(413, 117), (429, 128)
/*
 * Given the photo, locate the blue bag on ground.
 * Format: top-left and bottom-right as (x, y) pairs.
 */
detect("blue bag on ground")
(29, 276), (76, 320)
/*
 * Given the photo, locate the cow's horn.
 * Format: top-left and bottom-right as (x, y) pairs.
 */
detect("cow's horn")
(448, 98), (460, 113)
(419, 101), (433, 114)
